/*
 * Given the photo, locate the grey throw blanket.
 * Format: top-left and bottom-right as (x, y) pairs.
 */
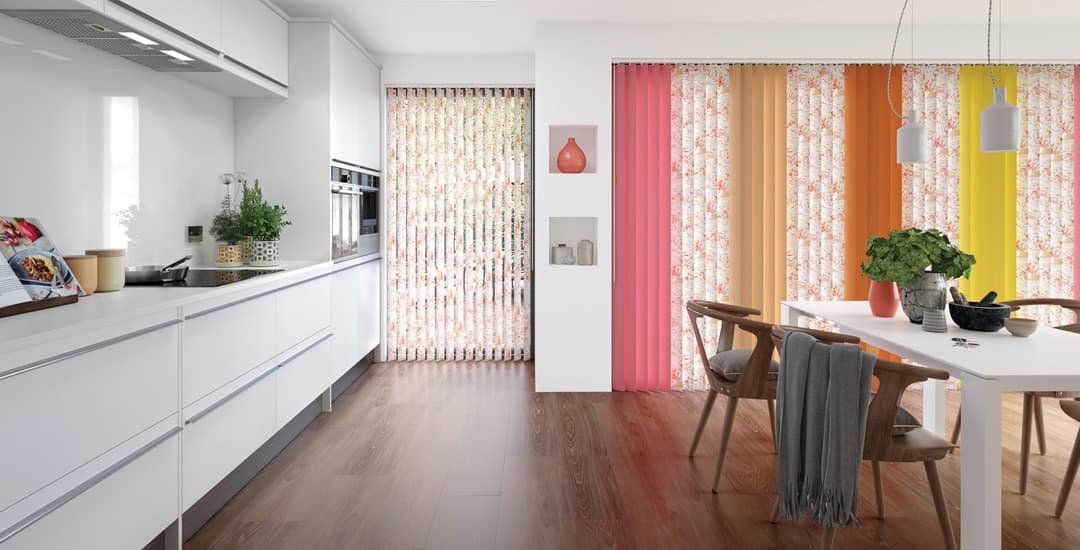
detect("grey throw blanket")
(776, 331), (876, 527)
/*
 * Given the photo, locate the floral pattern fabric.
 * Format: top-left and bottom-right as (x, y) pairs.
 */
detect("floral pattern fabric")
(785, 65), (846, 304)
(385, 88), (533, 361)
(902, 65), (962, 242)
(1017, 66), (1075, 326)
(669, 64), (731, 390)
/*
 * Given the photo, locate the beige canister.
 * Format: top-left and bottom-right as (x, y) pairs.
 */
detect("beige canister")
(63, 255), (98, 295)
(85, 249), (126, 292)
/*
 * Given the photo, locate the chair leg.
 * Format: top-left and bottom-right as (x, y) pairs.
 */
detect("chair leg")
(1021, 393), (1034, 495)
(924, 460), (958, 550)
(949, 409), (961, 453)
(1055, 428), (1080, 518)
(769, 498), (780, 523)
(821, 527), (835, 550)
(767, 399), (777, 452)
(1034, 395), (1047, 456)
(711, 396), (739, 494)
(872, 461), (885, 519)
(689, 390), (718, 457)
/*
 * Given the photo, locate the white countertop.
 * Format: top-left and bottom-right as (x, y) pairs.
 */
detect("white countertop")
(1, 260), (333, 356)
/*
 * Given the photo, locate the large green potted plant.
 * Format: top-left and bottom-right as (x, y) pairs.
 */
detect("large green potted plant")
(861, 228), (976, 323)
(209, 174), (245, 267)
(238, 180), (290, 267)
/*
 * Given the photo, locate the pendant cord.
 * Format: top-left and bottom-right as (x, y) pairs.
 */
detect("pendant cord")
(886, 0), (910, 119)
(987, 0), (997, 86)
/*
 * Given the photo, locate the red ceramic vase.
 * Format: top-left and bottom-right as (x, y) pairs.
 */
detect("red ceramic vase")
(868, 280), (900, 317)
(557, 137), (587, 173)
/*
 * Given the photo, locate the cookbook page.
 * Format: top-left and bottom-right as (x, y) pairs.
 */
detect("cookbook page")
(0, 217), (84, 300)
(0, 260), (31, 308)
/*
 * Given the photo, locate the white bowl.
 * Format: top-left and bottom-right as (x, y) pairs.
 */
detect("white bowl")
(1005, 318), (1039, 338)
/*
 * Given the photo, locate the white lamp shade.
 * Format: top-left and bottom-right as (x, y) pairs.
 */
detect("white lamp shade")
(897, 109), (928, 164)
(980, 86), (1020, 153)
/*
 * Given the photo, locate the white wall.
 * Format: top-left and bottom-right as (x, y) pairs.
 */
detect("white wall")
(0, 15), (234, 268)
(380, 53), (534, 86)
(533, 20), (1080, 392)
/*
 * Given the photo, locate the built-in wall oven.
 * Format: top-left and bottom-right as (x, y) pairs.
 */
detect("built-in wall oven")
(331, 162), (379, 262)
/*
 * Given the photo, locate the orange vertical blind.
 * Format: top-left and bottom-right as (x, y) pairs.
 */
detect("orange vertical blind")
(843, 65), (905, 301)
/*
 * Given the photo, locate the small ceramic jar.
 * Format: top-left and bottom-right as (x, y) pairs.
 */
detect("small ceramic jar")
(85, 249), (126, 292)
(63, 255), (98, 295)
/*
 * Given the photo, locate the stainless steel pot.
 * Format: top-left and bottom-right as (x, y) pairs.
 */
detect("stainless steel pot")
(125, 256), (191, 285)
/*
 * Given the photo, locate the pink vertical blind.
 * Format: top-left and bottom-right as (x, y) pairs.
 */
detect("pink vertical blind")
(613, 64), (672, 391)
(1075, 66), (1080, 300)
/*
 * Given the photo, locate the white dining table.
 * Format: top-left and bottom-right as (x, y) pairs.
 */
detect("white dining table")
(781, 300), (1080, 550)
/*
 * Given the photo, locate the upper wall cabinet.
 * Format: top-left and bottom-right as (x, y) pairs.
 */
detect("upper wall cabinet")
(329, 26), (381, 170)
(222, 0), (289, 85)
(119, 0), (222, 51)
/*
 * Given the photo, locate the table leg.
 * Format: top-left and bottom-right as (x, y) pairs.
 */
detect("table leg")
(780, 304), (796, 326)
(960, 374), (1002, 550)
(923, 378), (947, 435)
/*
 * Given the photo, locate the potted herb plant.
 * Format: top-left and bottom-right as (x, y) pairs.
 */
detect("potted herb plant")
(861, 228), (976, 323)
(210, 174), (245, 267)
(238, 180), (290, 267)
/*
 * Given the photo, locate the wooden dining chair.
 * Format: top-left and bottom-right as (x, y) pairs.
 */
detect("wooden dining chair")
(769, 326), (957, 550)
(1054, 400), (1080, 518)
(949, 298), (1080, 495)
(685, 300), (783, 493)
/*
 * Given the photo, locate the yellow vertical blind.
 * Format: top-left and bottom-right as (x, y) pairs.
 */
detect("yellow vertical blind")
(959, 65), (1018, 301)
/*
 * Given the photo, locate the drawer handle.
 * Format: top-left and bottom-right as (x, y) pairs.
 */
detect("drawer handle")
(0, 426), (181, 544)
(0, 320), (181, 383)
(184, 332), (333, 426)
(184, 363), (283, 426)
(183, 288), (277, 320)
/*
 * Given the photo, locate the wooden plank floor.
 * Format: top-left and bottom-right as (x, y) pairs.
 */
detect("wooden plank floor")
(187, 362), (1080, 549)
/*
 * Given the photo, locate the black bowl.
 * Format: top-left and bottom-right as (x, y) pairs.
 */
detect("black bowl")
(948, 302), (1012, 332)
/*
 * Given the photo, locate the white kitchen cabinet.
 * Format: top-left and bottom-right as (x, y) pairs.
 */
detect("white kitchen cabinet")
(0, 322), (179, 515)
(182, 369), (276, 510)
(331, 259), (380, 379)
(277, 275), (332, 354)
(329, 26), (381, 169)
(275, 335), (332, 428)
(117, 0), (222, 50)
(222, 0), (289, 85)
(2, 432), (179, 550)
(183, 291), (277, 405)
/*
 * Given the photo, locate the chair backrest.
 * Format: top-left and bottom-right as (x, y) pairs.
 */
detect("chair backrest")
(685, 300), (774, 398)
(771, 326), (951, 462)
(1002, 298), (1080, 332)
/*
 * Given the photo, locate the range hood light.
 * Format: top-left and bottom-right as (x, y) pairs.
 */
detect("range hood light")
(161, 49), (193, 62)
(118, 31), (156, 45)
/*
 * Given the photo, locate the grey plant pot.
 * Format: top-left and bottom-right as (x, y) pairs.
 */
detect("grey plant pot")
(248, 240), (280, 267)
(901, 272), (948, 324)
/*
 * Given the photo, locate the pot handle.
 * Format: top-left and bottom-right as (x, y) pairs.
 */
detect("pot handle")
(161, 255), (193, 272)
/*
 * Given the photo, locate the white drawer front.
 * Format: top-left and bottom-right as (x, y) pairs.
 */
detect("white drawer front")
(276, 335), (332, 429)
(331, 260), (380, 379)
(277, 276), (331, 354)
(182, 370), (276, 510)
(2, 431), (179, 550)
(357, 260), (381, 359)
(0, 323), (179, 514)
(184, 292), (276, 405)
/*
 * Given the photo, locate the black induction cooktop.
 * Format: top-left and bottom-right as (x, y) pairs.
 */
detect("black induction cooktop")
(167, 268), (285, 287)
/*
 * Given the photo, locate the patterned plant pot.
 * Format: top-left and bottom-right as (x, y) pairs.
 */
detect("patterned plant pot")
(901, 272), (947, 324)
(240, 236), (254, 264)
(249, 240), (280, 267)
(215, 243), (243, 268)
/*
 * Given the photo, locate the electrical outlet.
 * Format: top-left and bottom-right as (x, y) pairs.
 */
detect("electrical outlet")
(186, 225), (203, 244)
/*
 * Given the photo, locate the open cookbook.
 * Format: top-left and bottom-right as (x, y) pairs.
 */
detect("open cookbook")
(0, 217), (84, 308)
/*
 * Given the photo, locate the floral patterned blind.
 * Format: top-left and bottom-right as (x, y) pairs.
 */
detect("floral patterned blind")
(385, 88), (533, 361)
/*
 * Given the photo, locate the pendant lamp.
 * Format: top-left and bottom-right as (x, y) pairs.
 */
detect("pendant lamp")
(887, 0), (926, 164)
(980, 0), (1020, 153)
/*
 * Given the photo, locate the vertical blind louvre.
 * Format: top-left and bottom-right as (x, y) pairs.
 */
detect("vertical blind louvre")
(385, 88), (533, 361)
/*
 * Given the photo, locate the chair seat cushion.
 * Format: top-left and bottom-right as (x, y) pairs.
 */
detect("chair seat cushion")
(870, 392), (922, 436)
(708, 349), (779, 382)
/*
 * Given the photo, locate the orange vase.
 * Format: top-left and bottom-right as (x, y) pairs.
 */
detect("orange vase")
(868, 280), (900, 317)
(557, 138), (587, 173)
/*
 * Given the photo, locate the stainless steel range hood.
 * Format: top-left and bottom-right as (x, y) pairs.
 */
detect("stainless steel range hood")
(0, 9), (219, 72)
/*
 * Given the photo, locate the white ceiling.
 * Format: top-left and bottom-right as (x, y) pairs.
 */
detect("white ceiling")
(273, 0), (1080, 56)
